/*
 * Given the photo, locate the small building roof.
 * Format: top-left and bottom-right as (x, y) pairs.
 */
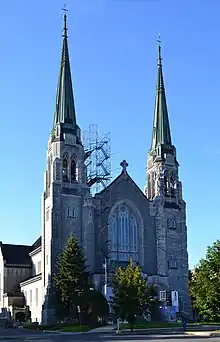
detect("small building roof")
(32, 237), (41, 250)
(0, 236), (42, 266)
(1, 243), (32, 266)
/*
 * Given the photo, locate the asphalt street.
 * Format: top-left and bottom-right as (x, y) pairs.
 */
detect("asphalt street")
(0, 330), (220, 342)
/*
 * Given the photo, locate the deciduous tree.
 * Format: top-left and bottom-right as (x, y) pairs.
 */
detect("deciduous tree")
(189, 240), (220, 321)
(111, 259), (149, 330)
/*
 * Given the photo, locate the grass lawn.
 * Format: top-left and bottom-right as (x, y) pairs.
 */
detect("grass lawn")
(120, 321), (220, 330)
(24, 323), (90, 332)
(120, 322), (182, 330)
(48, 324), (90, 332)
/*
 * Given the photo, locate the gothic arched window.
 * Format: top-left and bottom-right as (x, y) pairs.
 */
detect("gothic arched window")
(108, 204), (138, 262)
(62, 157), (68, 182)
(118, 205), (129, 252)
(71, 159), (76, 182)
(72, 207), (75, 218)
(170, 173), (175, 197)
(164, 171), (169, 196)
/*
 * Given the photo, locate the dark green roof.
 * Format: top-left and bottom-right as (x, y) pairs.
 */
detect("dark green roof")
(150, 43), (172, 151)
(53, 13), (77, 134)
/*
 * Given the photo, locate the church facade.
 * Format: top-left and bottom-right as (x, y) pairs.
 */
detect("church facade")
(0, 14), (191, 324)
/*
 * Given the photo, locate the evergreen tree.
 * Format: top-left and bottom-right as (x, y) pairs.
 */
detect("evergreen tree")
(189, 240), (220, 321)
(111, 259), (149, 330)
(53, 233), (91, 321)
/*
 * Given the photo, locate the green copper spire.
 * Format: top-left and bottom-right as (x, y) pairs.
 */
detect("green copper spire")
(53, 11), (77, 137)
(150, 37), (172, 151)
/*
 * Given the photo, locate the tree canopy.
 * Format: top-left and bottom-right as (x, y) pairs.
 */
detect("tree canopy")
(111, 259), (149, 329)
(189, 240), (220, 321)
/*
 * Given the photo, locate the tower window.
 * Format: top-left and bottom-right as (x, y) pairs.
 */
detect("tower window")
(164, 172), (169, 196)
(67, 206), (76, 218)
(168, 258), (177, 269)
(167, 217), (176, 229)
(72, 207), (76, 218)
(170, 175), (175, 197)
(56, 126), (59, 137)
(62, 157), (68, 182)
(71, 159), (76, 182)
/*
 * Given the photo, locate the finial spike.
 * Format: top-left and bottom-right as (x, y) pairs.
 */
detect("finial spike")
(62, 4), (68, 38)
(157, 33), (161, 44)
(157, 33), (162, 66)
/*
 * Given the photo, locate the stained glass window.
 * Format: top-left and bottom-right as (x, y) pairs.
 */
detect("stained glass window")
(108, 204), (138, 262)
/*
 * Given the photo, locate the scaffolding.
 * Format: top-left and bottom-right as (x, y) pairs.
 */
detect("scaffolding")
(83, 124), (111, 195)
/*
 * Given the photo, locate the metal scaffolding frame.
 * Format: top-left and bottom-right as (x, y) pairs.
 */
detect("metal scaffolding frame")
(83, 124), (111, 194)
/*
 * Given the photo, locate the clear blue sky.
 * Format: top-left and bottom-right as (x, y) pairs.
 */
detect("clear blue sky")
(0, 0), (219, 268)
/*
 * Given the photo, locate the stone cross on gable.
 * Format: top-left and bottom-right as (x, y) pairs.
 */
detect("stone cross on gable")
(120, 160), (128, 173)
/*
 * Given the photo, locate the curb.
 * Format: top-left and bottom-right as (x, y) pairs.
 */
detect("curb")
(42, 330), (85, 335)
(116, 329), (220, 336)
(117, 328), (184, 335)
(185, 331), (220, 337)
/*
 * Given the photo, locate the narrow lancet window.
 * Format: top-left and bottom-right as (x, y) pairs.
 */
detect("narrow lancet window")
(164, 172), (169, 196)
(170, 175), (175, 197)
(62, 157), (68, 182)
(72, 207), (75, 218)
(71, 159), (76, 182)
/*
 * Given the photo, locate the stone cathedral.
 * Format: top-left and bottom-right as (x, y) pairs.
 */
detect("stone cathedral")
(0, 14), (191, 324)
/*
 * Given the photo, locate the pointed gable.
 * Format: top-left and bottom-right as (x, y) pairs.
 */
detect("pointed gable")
(98, 169), (149, 204)
(94, 160), (156, 275)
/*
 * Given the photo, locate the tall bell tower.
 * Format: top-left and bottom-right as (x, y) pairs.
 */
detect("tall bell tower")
(41, 12), (95, 323)
(145, 38), (192, 318)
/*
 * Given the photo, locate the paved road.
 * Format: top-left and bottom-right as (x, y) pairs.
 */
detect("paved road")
(0, 329), (219, 341)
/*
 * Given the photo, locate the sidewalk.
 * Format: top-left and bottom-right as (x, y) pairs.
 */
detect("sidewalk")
(116, 324), (220, 336)
(88, 324), (117, 334)
(186, 330), (220, 337)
